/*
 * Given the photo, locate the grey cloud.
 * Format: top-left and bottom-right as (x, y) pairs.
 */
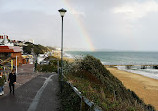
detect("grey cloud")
(0, 0), (158, 51)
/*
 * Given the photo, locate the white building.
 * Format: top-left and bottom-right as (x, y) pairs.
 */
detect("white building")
(0, 35), (14, 46)
(37, 54), (48, 64)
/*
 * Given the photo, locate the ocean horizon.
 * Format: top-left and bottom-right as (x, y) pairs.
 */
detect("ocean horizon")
(65, 51), (158, 80)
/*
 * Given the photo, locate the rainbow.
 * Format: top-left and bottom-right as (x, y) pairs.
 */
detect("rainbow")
(62, 0), (95, 51)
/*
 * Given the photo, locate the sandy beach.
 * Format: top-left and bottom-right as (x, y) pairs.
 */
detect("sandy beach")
(53, 51), (74, 62)
(107, 67), (158, 110)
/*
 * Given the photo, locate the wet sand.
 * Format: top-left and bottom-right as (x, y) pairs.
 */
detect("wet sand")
(107, 67), (158, 110)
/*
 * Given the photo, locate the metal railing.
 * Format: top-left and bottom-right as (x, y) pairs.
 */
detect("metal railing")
(65, 81), (102, 111)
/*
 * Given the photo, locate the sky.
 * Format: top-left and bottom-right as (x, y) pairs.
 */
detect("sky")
(0, 0), (158, 51)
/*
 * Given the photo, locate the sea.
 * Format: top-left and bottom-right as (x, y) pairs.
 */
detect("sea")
(65, 51), (158, 79)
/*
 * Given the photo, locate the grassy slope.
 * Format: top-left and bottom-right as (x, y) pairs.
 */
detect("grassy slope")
(64, 55), (155, 111)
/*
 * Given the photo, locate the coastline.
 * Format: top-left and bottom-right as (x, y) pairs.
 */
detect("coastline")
(107, 67), (158, 110)
(53, 52), (74, 62)
(55, 52), (158, 109)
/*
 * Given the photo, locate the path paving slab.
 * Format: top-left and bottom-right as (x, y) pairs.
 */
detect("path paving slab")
(0, 73), (60, 111)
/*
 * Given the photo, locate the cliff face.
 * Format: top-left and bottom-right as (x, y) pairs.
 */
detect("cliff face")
(64, 55), (155, 111)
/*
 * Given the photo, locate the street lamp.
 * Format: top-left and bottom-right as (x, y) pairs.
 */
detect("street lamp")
(58, 8), (67, 84)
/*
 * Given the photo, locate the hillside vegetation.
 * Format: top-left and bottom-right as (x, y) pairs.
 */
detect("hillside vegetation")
(63, 55), (155, 111)
(36, 56), (59, 72)
(23, 42), (52, 55)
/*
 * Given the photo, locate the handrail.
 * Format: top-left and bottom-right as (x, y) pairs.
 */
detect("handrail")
(64, 78), (102, 111)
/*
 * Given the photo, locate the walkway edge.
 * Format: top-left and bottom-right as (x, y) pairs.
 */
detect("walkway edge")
(27, 74), (57, 111)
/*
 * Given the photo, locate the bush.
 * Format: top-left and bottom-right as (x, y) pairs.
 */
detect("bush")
(58, 81), (81, 111)
(37, 64), (57, 72)
(23, 43), (50, 55)
(63, 55), (155, 111)
(36, 56), (60, 73)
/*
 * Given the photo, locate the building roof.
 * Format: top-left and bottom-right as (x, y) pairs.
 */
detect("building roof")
(0, 46), (22, 53)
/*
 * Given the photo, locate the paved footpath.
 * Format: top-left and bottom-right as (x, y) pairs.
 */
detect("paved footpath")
(0, 73), (60, 111)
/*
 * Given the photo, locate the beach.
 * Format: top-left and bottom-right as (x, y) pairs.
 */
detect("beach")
(62, 51), (158, 109)
(107, 67), (158, 110)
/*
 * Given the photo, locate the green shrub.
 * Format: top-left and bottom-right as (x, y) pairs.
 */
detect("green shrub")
(63, 55), (155, 111)
(58, 81), (81, 111)
(36, 56), (60, 73)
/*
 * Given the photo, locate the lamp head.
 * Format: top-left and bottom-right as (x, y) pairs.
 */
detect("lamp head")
(58, 8), (67, 17)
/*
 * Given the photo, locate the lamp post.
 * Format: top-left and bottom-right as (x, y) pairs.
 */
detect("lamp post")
(58, 8), (67, 89)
